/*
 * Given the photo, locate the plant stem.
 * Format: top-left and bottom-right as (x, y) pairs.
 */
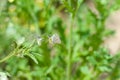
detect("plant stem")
(67, 13), (74, 80)
(67, 0), (72, 77)
(0, 46), (19, 63)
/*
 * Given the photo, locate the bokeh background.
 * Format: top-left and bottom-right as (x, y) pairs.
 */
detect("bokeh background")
(0, 0), (120, 80)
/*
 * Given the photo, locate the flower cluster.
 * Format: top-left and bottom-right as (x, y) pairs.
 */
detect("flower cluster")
(37, 33), (61, 46)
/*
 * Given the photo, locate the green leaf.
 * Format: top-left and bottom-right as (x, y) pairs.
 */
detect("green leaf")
(86, 56), (97, 65)
(80, 66), (90, 75)
(77, 0), (83, 9)
(25, 53), (38, 64)
(33, 53), (42, 57)
(98, 66), (111, 72)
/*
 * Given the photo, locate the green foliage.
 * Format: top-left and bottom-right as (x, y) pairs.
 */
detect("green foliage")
(0, 0), (120, 80)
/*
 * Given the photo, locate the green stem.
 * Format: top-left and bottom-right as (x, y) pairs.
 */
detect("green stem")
(0, 46), (19, 63)
(67, 13), (74, 80)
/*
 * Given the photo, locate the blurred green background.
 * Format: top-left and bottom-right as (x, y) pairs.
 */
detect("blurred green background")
(0, 0), (120, 80)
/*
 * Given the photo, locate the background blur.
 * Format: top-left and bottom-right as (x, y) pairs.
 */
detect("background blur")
(0, 0), (120, 80)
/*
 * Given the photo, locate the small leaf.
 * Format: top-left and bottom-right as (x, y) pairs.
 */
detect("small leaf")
(80, 66), (90, 75)
(86, 56), (97, 65)
(26, 54), (38, 64)
(33, 53), (42, 57)
(98, 66), (111, 72)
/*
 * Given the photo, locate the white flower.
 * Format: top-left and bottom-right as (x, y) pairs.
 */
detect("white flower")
(49, 34), (61, 44)
(0, 72), (8, 80)
(16, 37), (25, 45)
(37, 37), (42, 46)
